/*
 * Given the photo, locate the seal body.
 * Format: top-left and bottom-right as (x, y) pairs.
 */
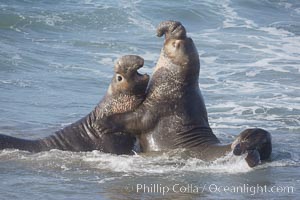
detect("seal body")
(105, 21), (272, 165)
(105, 21), (221, 155)
(0, 55), (149, 154)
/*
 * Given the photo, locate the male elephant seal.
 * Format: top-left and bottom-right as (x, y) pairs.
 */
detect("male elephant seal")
(0, 55), (149, 154)
(104, 21), (272, 167)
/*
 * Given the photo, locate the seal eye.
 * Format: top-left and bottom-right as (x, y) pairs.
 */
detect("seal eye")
(117, 75), (123, 82)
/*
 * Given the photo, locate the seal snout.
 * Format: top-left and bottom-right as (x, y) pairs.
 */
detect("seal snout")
(157, 20), (187, 40)
(114, 55), (144, 73)
(114, 55), (149, 84)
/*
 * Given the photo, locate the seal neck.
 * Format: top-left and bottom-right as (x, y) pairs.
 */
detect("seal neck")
(146, 53), (200, 101)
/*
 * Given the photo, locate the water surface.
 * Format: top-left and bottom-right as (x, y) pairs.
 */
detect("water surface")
(0, 0), (299, 199)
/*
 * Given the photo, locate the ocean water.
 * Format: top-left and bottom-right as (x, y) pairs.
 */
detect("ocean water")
(0, 0), (299, 199)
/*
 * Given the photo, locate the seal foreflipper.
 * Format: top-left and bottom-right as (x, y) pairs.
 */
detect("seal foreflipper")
(245, 150), (260, 168)
(232, 128), (272, 167)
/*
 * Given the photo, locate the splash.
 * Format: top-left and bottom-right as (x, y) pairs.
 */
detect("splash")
(0, 149), (258, 175)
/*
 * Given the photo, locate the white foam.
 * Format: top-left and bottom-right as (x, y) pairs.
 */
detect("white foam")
(245, 71), (257, 77)
(29, 150), (252, 174)
(182, 153), (252, 174)
(119, 0), (156, 32)
(1, 147), (299, 177)
(34, 14), (67, 27)
(0, 79), (33, 88)
(98, 57), (113, 66)
(97, 177), (118, 184)
(201, 56), (218, 65)
(220, 0), (256, 29)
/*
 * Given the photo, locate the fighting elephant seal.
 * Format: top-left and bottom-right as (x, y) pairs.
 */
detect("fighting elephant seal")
(0, 55), (149, 154)
(103, 21), (272, 167)
(232, 128), (272, 167)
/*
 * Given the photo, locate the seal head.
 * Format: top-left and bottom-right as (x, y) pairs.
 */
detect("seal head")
(152, 20), (200, 91)
(110, 55), (149, 97)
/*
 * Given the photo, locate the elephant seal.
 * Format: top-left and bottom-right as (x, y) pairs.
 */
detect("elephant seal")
(232, 128), (272, 167)
(103, 21), (272, 167)
(0, 55), (149, 154)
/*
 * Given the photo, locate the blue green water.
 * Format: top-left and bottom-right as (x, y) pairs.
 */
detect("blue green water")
(0, 0), (299, 199)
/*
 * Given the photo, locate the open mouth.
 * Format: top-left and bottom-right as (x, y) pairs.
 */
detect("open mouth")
(133, 64), (149, 81)
(136, 71), (144, 77)
(136, 70), (149, 81)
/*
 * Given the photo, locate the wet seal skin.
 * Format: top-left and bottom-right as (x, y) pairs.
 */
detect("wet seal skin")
(232, 128), (272, 167)
(0, 55), (149, 155)
(103, 21), (272, 167)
